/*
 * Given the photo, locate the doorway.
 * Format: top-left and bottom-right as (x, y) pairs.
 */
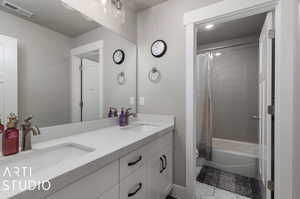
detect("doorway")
(71, 41), (104, 122)
(186, 1), (284, 198)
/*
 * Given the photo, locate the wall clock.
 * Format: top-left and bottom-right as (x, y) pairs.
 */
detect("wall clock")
(113, 49), (125, 64)
(151, 40), (167, 58)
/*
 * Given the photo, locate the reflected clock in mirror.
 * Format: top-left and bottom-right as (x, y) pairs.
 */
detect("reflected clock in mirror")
(0, 0), (137, 128)
(151, 40), (167, 58)
(113, 49), (125, 64)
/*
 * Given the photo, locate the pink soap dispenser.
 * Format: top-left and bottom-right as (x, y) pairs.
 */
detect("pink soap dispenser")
(2, 113), (19, 156)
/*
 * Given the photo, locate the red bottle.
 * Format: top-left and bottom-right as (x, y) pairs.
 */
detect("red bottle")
(0, 116), (4, 134)
(2, 114), (19, 156)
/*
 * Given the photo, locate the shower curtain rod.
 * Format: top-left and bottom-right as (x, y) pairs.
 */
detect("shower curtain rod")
(197, 41), (258, 54)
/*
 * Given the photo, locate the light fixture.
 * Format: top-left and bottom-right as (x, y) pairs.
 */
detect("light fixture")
(205, 24), (215, 30)
(215, 52), (222, 56)
(98, 0), (125, 24)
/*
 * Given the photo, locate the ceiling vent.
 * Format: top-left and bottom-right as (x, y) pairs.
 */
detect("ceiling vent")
(1, 0), (34, 18)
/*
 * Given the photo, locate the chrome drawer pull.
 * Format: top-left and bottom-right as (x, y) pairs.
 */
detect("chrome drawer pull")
(162, 155), (167, 170)
(128, 183), (142, 197)
(160, 157), (164, 173)
(128, 156), (142, 166)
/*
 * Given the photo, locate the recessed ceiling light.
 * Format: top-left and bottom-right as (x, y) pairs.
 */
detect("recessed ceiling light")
(205, 24), (215, 30)
(215, 52), (222, 56)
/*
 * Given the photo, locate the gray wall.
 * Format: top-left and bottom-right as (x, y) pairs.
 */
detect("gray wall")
(72, 27), (137, 115)
(137, 0), (221, 186)
(0, 10), (72, 127)
(210, 44), (259, 143)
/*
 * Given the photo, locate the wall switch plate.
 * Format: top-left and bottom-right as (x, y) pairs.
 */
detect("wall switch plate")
(139, 97), (145, 106)
(130, 97), (135, 105)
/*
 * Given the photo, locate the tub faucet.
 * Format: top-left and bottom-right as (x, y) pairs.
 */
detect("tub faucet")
(21, 116), (40, 151)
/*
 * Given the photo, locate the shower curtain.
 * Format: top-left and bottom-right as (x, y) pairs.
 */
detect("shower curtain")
(197, 53), (213, 161)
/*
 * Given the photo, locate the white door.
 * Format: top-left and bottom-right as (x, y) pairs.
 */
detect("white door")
(82, 58), (100, 121)
(259, 12), (273, 199)
(0, 35), (17, 121)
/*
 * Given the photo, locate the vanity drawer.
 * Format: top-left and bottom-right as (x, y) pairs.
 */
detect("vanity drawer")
(47, 161), (119, 199)
(120, 148), (146, 180)
(98, 185), (119, 199)
(120, 167), (146, 199)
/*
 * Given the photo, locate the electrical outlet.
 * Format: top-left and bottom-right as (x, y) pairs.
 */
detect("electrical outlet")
(130, 97), (135, 105)
(139, 97), (145, 106)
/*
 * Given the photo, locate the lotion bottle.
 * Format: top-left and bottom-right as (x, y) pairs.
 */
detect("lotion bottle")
(2, 113), (19, 156)
(0, 115), (4, 134)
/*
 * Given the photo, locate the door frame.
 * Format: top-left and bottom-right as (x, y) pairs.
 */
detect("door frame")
(71, 41), (104, 122)
(184, 0), (295, 199)
(0, 35), (18, 121)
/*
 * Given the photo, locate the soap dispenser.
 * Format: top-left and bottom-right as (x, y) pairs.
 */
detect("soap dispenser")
(108, 108), (113, 118)
(119, 108), (126, 127)
(0, 115), (4, 134)
(2, 113), (19, 156)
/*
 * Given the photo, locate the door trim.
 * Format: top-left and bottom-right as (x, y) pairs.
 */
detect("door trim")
(71, 41), (104, 122)
(184, 0), (295, 199)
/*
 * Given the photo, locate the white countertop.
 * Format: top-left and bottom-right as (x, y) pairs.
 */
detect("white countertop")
(0, 115), (174, 199)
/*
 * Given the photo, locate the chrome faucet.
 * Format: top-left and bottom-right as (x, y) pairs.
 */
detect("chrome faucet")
(125, 108), (137, 126)
(21, 116), (40, 151)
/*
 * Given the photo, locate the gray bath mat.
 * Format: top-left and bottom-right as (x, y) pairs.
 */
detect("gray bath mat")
(197, 166), (261, 199)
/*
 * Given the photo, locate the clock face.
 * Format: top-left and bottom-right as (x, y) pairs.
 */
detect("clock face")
(151, 40), (167, 58)
(113, 49), (125, 64)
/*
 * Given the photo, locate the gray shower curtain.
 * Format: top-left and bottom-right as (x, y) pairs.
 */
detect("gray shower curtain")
(197, 53), (213, 161)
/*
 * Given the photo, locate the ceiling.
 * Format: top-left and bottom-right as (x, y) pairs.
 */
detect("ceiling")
(126, 0), (168, 12)
(197, 13), (266, 46)
(0, 0), (100, 37)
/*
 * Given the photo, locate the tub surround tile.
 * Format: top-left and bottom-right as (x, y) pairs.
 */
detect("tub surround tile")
(197, 166), (261, 199)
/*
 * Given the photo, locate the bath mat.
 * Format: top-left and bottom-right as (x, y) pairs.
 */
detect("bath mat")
(197, 166), (261, 199)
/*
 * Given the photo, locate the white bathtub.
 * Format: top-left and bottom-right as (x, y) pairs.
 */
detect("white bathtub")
(198, 138), (259, 178)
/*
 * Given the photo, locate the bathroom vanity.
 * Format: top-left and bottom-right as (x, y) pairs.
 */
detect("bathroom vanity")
(0, 114), (174, 199)
(0, 2), (174, 199)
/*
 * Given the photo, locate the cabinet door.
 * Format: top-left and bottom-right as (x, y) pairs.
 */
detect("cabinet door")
(159, 145), (173, 199)
(146, 133), (173, 199)
(146, 154), (164, 199)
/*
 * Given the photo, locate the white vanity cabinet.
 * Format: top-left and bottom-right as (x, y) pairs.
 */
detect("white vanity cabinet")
(46, 131), (173, 199)
(46, 161), (119, 199)
(146, 133), (173, 199)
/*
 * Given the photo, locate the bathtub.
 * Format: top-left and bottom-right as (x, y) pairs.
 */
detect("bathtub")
(198, 138), (259, 178)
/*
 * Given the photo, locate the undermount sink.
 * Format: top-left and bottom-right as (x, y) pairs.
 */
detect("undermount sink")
(120, 123), (159, 132)
(0, 143), (95, 176)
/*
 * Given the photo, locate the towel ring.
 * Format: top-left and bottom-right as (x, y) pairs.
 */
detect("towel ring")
(148, 67), (161, 83)
(117, 71), (126, 85)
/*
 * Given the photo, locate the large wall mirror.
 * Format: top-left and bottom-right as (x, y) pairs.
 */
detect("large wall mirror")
(0, 0), (137, 128)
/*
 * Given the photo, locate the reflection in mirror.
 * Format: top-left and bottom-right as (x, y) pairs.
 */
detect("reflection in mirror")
(0, 0), (137, 128)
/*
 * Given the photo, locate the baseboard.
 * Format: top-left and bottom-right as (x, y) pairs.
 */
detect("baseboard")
(162, 184), (173, 199)
(170, 184), (187, 199)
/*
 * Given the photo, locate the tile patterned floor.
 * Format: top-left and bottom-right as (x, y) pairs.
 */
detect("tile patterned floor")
(197, 166), (261, 199)
(195, 181), (251, 199)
